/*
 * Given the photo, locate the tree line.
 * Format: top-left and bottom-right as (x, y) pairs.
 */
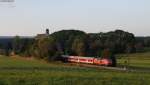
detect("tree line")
(0, 29), (149, 62)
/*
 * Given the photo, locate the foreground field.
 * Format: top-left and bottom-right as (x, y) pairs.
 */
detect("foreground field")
(0, 54), (149, 85)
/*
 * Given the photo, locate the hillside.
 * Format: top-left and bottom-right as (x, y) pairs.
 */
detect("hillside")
(0, 54), (149, 85)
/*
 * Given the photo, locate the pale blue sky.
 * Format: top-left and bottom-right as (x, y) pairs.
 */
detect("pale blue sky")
(0, 0), (150, 36)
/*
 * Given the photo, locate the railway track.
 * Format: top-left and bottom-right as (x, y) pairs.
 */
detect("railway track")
(68, 63), (150, 72)
(69, 63), (126, 71)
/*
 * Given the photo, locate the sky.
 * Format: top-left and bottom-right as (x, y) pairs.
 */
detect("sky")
(0, 0), (150, 36)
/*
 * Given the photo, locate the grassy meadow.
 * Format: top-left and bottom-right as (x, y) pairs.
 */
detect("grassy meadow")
(0, 52), (149, 85)
(117, 52), (150, 70)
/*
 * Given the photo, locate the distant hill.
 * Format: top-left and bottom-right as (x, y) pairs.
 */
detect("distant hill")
(0, 36), (34, 49)
(135, 36), (150, 47)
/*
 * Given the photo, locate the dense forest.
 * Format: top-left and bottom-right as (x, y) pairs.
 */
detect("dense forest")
(0, 29), (150, 61)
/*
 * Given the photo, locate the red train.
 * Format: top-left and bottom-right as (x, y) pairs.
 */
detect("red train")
(62, 55), (113, 66)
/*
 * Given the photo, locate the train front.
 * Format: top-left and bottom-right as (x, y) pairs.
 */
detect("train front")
(93, 58), (113, 66)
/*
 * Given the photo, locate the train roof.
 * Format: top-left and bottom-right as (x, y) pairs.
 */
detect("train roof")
(62, 55), (96, 59)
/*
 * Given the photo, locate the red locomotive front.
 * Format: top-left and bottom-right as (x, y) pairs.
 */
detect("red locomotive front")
(93, 58), (112, 66)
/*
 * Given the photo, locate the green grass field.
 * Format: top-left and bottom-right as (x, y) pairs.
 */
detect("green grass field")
(0, 53), (149, 85)
(117, 52), (150, 70)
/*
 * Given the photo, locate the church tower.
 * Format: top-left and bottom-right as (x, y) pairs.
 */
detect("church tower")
(46, 28), (49, 35)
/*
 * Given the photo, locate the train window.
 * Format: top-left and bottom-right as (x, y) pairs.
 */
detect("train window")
(88, 60), (93, 62)
(80, 59), (87, 61)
